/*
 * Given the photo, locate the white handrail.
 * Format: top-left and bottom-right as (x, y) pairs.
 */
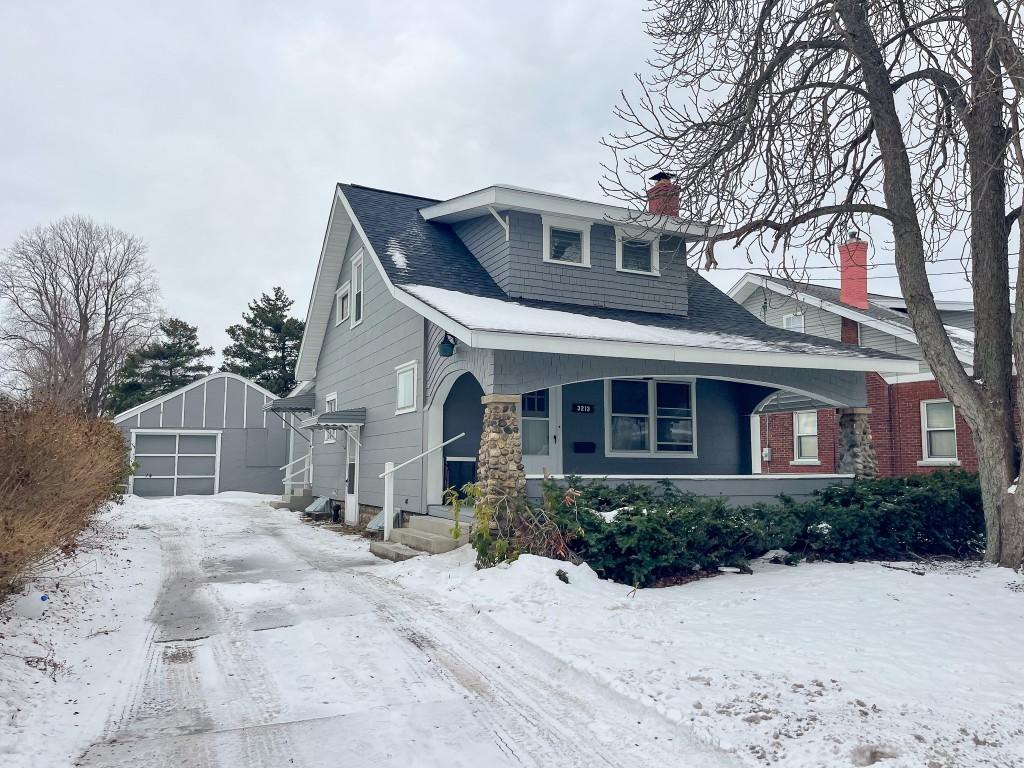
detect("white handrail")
(380, 432), (467, 541)
(379, 432), (466, 478)
(280, 453), (310, 472)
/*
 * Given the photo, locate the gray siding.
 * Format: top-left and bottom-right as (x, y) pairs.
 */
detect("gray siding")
(453, 215), (511, 291)
(114, 374), (288, 495)
(487, 211), (690, 316)
(309, 226), (427, 512)
(424, 321), (495, 409)
(939, 309), (974, 332)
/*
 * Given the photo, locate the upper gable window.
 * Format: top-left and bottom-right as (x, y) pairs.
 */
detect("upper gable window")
(615, 228), (660, 275)
(783, 313), (805, 332)
(351, 252), (364, 327)
(335, 281), (351, 326)
(542, 215), (591, 268)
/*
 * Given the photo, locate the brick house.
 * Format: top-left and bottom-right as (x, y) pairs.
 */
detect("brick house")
(728, 239), (978, 477)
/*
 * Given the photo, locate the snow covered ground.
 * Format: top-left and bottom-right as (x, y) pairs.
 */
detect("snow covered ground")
(383, 549), (1024, 767)
(3, 494), (1022, 768)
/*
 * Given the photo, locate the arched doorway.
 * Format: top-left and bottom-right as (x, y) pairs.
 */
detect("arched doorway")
(442, 373), (484, 493)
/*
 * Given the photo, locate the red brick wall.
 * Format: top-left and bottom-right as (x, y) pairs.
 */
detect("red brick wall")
(759, 409), (838, 473)
(841, 317), (860, 345)
(884, 379), (978, 474)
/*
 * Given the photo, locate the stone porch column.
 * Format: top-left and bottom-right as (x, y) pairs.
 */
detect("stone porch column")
(477, 394), (526, 508)
(836, 407), (878, 478)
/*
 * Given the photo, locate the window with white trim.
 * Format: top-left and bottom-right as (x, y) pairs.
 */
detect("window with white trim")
(922, 400), (957, 461)
(542, 216), (591, 267)
(606, 379), (695, 456)
(351, 252), (364, 327)
(615, 229), (659, 274)
(782, 313), (805, 332)
(335, 281), (351, 325)
(324, 393), (337, 444)
(793, 411), (819, 461)
(395, 361), (417, 414)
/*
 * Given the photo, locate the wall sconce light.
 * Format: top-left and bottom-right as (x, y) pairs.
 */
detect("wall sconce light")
(437, 332), (456, 358)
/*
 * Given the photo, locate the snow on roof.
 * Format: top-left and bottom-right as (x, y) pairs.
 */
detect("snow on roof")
(403, 284), (908, 363)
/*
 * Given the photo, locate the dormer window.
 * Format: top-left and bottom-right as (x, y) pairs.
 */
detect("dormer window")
(615, 228), (660, 275)
(542, 215), (591, 268)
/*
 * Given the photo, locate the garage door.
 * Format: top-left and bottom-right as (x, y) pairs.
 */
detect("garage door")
(131, 432), (220, 496)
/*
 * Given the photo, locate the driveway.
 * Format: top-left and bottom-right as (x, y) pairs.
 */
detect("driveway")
(76, 495), (732, 768)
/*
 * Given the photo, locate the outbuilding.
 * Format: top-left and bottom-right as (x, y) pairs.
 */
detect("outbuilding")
(112, 372), (288, 497)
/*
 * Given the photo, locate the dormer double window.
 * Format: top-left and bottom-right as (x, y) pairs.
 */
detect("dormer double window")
(542, 215), (591, 268)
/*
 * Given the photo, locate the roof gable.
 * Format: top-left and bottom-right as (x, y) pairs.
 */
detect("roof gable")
(111, 371), (276, 424)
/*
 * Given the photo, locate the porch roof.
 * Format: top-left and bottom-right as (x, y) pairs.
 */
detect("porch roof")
(263, 393), (315, 413)
(299, 409), (367, 429)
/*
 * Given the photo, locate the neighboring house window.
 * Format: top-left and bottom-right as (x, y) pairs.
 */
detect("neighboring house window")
(615, 229), (659, 275)
(922, 399), (957, 462)
(395, 361), (417, 414)
(324, 393), (338, 444)
(783, 313), (805, 332)
(351, 252), (364, 327)
(606, 379), (695, 456)
(793, 411), (819, 462)
(335, 281), (350, 325)
(542, 215), (591, 267)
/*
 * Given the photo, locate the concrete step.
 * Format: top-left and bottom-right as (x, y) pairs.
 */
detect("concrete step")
(407, 514), (469, 540)
(369, 540), (424, 562)
(390, 527), (462, 555)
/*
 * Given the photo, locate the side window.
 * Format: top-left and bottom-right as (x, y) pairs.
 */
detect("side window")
(335, 282), (351, 326)
(351, 253), (364, 327)
(793, 411), (819, 462)
(922, 400), (956, 461)
(324, 393), (337, 443)
(395, 361), (417, 414)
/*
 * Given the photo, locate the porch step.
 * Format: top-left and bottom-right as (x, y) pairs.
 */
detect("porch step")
(407, 514), (469, 540)
(390, 527), (462, 555)
(369, 540), (424, 562)
(271, 488), (315, 512)
(425, 504), (460, 521)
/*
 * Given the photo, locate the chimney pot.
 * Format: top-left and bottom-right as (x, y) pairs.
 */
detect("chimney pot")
(647, 172), (679, 216)
(838, 235), (869, 310)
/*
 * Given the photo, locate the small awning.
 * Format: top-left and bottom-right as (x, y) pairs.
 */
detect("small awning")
(299, 409), (367, 430)
(264, 394), (316, 413)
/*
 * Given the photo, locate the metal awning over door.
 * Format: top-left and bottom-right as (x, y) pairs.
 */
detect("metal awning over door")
(130, 430), (221, 496)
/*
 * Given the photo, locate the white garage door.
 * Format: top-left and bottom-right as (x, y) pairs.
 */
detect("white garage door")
(131, 431), (220, 497)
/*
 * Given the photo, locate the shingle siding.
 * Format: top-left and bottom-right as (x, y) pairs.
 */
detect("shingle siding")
(453, 215), (510, 291)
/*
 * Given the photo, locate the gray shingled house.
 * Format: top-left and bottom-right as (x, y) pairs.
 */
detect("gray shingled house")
(113, 372), (288, 496)
(268, 179), (917, 558)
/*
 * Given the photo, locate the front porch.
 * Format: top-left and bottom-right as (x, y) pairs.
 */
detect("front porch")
(424, 350), (880, 511)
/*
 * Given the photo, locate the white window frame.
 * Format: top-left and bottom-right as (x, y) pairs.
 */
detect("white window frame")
(324, 392), (338, 444)
(350, 251), (364, 328)
(603, 378), (697, 458)
(335, 281), (351, 326)
(614, 227), (660, 275)
(542, 215), (591, 268)
(395, 361), (418, 415)
(919, 398), (959, 465)
(782, 313), (805, 332)
(791, 410), (820, 465)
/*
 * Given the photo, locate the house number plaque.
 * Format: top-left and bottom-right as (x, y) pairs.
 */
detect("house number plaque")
(572, 403), (594, 414)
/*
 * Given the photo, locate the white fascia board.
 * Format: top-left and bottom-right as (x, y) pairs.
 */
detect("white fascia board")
(419, 185), (719, 238)
(873, 297), (974, 312)
(726, 273), (763, 304)
(111, 372), (277, 424)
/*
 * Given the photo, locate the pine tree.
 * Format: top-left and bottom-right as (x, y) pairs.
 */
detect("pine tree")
(221, 287), (304, 397)
(107, 317), (214, 413)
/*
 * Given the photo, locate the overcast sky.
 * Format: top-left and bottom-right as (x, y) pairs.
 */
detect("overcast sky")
(0, 1), (974, 363)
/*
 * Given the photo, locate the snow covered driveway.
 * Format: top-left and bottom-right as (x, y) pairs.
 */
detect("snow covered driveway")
(2, 495), (731, 768)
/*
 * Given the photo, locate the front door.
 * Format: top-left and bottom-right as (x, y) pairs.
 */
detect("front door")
(520, 387), (562, 476)
(344, 427), (359, 525)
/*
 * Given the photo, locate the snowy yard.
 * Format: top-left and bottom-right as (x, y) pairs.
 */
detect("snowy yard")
(1, 494), (1022, 767)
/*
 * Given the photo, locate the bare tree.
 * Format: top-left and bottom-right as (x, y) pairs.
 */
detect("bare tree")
(0, 216), (160, 416)
(604, 0), (1024, 566)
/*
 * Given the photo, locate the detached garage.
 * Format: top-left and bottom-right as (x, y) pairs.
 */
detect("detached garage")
(112, 372), (289, 497)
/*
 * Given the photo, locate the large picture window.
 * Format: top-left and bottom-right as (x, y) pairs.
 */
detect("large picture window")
(606, 379), (695, 456)
(921, 400), (957, 462)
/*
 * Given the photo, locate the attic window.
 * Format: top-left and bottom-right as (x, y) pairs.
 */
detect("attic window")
(615, 228), (660, 275)
(542, 215), (591, 267)
(783, 313), (805, 332)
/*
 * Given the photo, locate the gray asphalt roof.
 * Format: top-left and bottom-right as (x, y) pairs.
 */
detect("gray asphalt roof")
(339, 184), (909, 362)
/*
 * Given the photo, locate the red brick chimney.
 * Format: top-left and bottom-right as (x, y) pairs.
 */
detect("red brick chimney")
(647, 172), (679, 216)
(839, 233), (869, 309)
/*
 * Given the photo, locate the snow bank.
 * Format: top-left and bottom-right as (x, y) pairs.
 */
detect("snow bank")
(383, 549), (1024, 767)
